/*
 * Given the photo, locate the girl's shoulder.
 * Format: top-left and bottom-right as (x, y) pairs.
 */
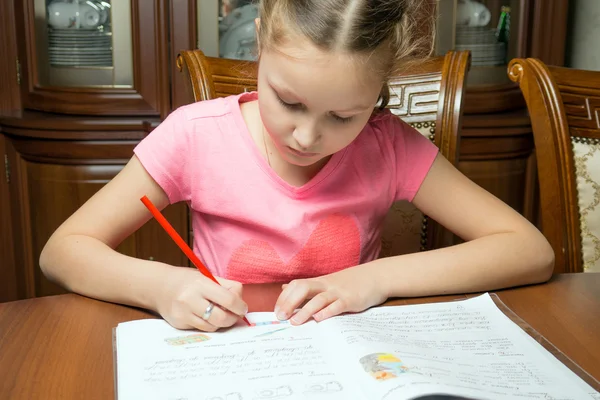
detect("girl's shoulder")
(140, 93), (248, 152)
(368, 108), (410, 131)
(366, 108), (423, 143)
(174, 93), (243, 123)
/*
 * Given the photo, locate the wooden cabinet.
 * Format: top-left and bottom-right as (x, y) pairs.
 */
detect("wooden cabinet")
(0, 0), (190, 301)
(0, 135), (19, 302)
(0, 0), (568, 301)
(2, 119), (189, 299)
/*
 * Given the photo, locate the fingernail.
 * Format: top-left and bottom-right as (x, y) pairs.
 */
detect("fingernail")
(290, 316), (300, 325)
(274, 306), (285, 320)
(276, 310), (288, 320)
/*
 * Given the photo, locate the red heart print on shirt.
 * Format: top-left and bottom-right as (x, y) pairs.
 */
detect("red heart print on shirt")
(226, 214), (361, 284)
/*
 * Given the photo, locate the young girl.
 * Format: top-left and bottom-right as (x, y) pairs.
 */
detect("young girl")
(40, 0), (554, 332)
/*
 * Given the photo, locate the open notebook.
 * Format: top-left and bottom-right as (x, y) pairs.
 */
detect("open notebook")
(113, 293), (600, 400)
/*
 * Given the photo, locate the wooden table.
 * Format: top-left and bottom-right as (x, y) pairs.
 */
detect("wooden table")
(1, 273), (599, 399)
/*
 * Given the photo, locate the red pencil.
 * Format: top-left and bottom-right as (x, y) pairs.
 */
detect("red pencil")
(140, 195), (251, 326)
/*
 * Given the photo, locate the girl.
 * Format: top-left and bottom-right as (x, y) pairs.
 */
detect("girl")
(40, 0), (554, 332)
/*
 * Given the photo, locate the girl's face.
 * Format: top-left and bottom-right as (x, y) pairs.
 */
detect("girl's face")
(257, 38), (383, 167)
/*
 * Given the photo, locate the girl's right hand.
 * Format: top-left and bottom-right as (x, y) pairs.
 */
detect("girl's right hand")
(155, 267), (248, 332)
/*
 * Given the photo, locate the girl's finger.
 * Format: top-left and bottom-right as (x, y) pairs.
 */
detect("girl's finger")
(275, 280), (324, 320)
(313, 299), (346, 322)
(201, 278), (248, 317)
(190, 298), (240, 328)
(185, 312), (219, 332)
(290, 292), (335, 325)
(215, 276), (244, 297)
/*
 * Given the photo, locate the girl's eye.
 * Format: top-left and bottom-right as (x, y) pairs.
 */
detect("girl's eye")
(275, 93), (352, 123)
(276, 96), (303, 110)
(331, 114), (353, 124)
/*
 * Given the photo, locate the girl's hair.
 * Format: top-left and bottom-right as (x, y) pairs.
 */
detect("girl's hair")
(257, 0), (435, 108)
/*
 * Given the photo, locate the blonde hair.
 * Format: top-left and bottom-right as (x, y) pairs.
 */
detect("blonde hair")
(257, 0), (435, 108)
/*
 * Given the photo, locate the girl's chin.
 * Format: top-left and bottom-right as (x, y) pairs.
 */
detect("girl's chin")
(283, 156), (321, 167)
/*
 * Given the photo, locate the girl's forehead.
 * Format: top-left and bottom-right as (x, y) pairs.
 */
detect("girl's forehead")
(265, 37), (367, 67)
(261, 41), (382, 85)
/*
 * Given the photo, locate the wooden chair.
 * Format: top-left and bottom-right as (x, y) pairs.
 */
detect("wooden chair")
(177, 49), (471, 257)
(509, 58), (600, 273)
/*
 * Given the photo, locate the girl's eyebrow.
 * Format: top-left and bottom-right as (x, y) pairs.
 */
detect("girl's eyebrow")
(269, 81), (372, 113)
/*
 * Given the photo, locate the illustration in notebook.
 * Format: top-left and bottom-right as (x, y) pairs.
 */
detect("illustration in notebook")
(165, 333), (211, 346)
(359, 353), (410, 380)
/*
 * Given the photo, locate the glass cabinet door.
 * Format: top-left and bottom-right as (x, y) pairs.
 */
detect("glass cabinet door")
(35, 0), (133, 88)
(17, 0), (170, 117)
(435, 0), (526, 85)
(196, 0), (258, 61)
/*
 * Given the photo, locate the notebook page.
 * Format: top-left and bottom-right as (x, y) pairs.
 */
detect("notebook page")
(317, 293), (598, 400)
(115, 316), (363, 400)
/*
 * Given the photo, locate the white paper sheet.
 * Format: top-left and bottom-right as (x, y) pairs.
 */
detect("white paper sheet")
(317, 294), (598, 399)
(115, 294), (600, 400)
(116, 314), (357, 400)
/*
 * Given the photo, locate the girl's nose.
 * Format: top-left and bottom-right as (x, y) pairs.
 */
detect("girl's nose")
(292, 124), (321, 150)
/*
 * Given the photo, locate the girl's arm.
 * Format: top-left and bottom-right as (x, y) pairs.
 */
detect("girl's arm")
(274, 154), (554, 324)
(374, 153), (554, 298)
(39, 156), (247, 331)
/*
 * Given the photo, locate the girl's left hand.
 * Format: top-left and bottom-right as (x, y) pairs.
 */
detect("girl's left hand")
(273, 264), (388, 325)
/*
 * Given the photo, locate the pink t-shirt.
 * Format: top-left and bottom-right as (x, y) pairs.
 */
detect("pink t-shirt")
(134, 92), (438, 283)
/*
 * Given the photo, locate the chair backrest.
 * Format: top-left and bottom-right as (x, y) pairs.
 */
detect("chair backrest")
(177, 49), (471, 256)
(509, 58), (600, 273)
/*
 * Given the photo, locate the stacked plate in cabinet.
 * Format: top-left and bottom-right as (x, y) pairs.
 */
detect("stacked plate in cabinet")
(454, 26), (506, 66)
(48, 28), (113, 67)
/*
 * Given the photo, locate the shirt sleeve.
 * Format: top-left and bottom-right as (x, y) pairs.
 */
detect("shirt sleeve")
(387, 114), (440, 202)
(133, 108), (192, 204)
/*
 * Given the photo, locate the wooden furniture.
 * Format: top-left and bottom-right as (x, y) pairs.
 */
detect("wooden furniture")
(0, 1), (571, 301)
(177, 49), (471, 256)
(508, 58), (600, 273)
(0, 135), (18, 302)
(0, 1), (192, 301)
(0, 273), (598, 399)
(0, 119), (190, 300)
(176, 51), (257, 102)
